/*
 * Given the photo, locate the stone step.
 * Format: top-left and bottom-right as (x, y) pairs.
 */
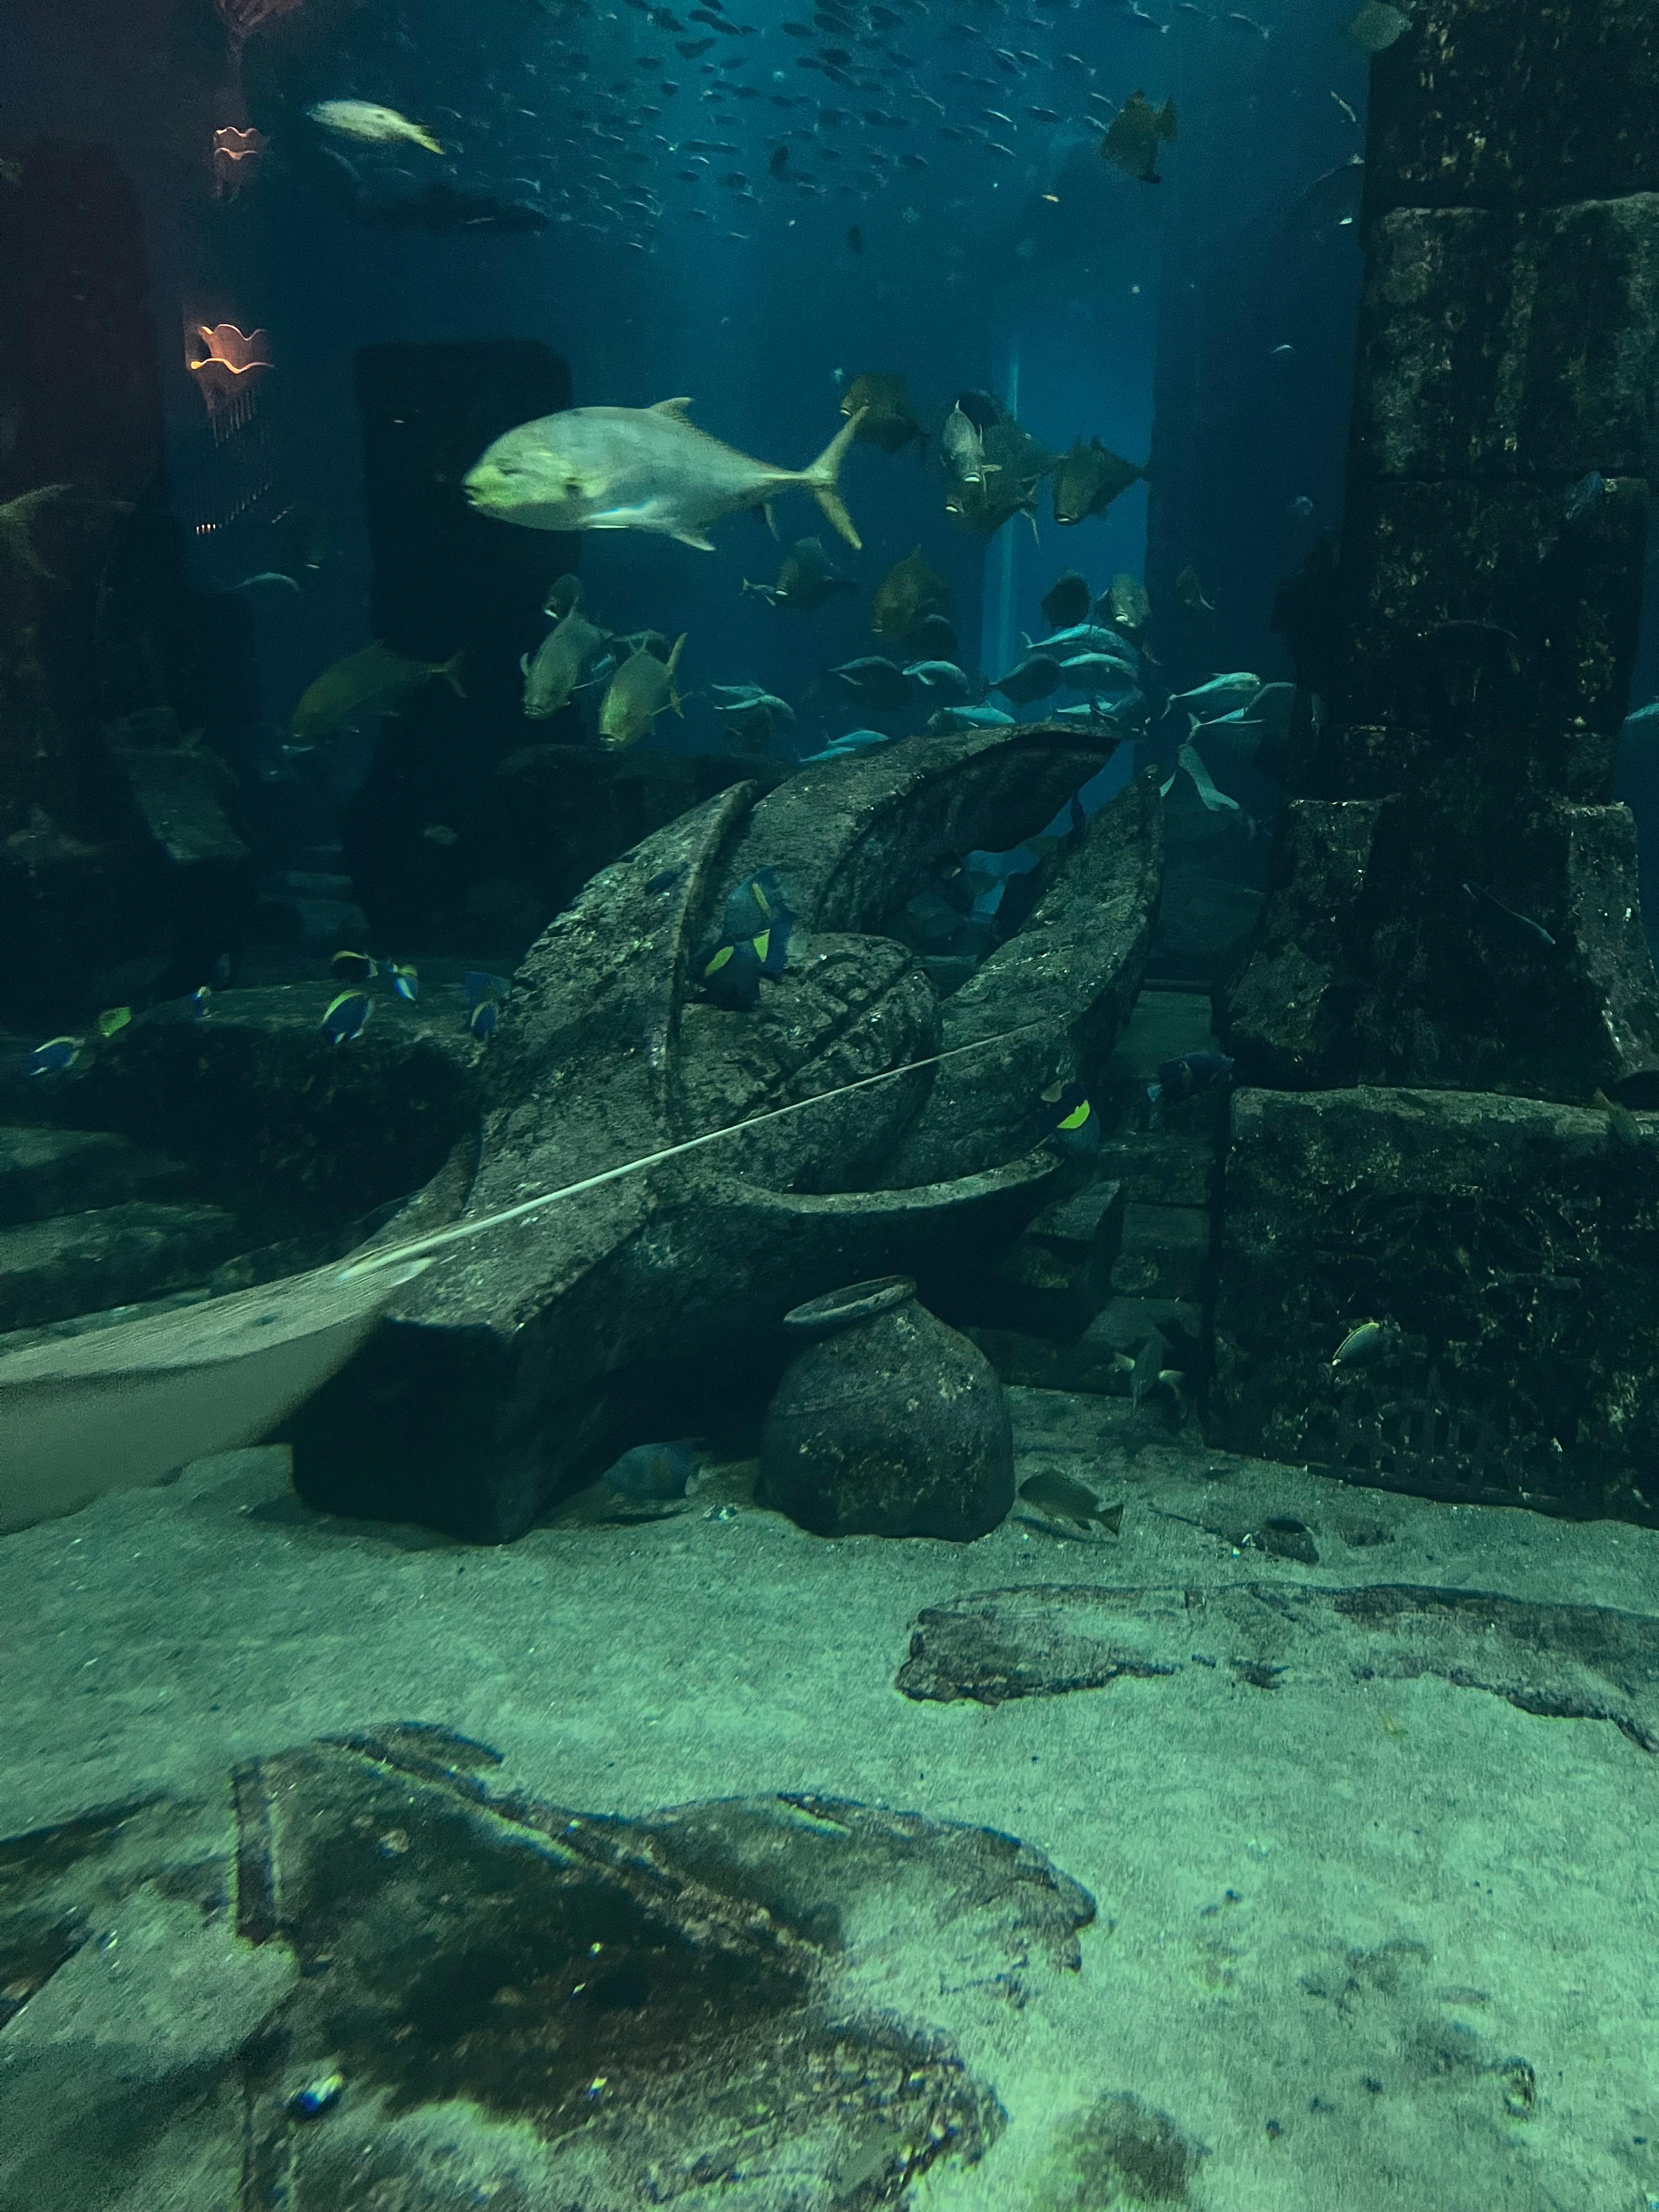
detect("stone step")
(1084, 1295), (1206, 1365)
(264, 870), (358, 901)
(1094, 1133), (1215, 1208)
(0, 1125), (191, 1228)
(1025, 1178), (1126, 1263)
(1108, 1202), (1212, 1302)
(969, 1180), (1124, 1339)
(247, 894), (372, 950)
(967, 1322), (1193, 1411)
(0, 1201), (244, 1331)
(968, 1325), (1127, 1396)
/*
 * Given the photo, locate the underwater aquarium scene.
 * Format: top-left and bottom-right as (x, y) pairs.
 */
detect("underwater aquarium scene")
(8, 0), (1659, 2204)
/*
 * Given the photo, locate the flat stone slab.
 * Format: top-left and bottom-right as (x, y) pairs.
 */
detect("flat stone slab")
(0, 1125), (186, 1226)
(1212, 1084), (1659, 1521)
(0, 1201), (242, 1331)
(1094, 1133), (1214, 1207)
(896, 1581), (1659, 1749)
(6, 983), (484, 1222)
(0, 1723), (1089, 2211)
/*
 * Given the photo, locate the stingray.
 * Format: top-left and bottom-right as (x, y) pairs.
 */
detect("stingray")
(0, 1025), (1048, 1534)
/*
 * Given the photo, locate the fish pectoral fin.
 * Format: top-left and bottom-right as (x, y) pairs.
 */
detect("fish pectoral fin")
(763, 501), (781, 540)
(651, 396), (695, 418)
(671, 528), (717, 551)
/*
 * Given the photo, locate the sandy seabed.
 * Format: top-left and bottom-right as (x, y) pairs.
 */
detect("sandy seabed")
(3, 1386), (1657, 2211)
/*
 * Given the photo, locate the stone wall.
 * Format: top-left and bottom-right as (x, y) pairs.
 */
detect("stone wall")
(1219, 0), (1659, 1099)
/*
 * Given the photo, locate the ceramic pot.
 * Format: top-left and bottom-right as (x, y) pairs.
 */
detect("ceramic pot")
(759, 1274), (1014, 1540)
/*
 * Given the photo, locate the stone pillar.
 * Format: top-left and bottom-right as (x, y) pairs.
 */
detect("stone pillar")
(1218, 0), (1659, 1099)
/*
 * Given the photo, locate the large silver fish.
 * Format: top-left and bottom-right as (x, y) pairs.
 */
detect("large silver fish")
(463, 398), (866, 551)
(521, 586), (607, 720)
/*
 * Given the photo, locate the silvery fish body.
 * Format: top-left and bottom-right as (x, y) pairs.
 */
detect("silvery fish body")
(1169, 671), (1260, 709)
(308, 100), (444, 154)
(1035, 622), (1138, 661)
(941, 404), (988, 485)
(465, 398), (865, 551)
(521, 607), (606, 720)
(599, 633), (686, 748)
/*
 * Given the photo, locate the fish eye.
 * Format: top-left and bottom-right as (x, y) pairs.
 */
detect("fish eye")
(564, 478), (585, 499)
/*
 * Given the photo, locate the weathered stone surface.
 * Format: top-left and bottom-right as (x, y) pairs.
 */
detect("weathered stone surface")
(1353, 200), (1659, 482)
(1025, 1177), (1126, 1263)
(0, 1200), (241, 1329)
(0, 1125), (186, 1224)
(959, 1178), (1124, 1340)
(1094, 1133), (1213, 1208)
(1364, 0), (1659, 217)
(1223, 10), (1659, 1096)
(1222, 801), (1385, 1088)
(1212, 1085), (1659, 1520)
(17, 983), (483, 1224)
(107, 743), (251, 874)
(895, 1580), (1659, 1749)
(724, 720), (1114, 931)
(1107, 1203), (1211, 1304)
(1328, 475), (1649, 758)
(674, 935), (940, 1197)
(1220, 796), (1659, 1098)
(0, 1723), (1093, 2209)
(760, 1283), (1014, 1541)
(878, 765), (1162, 1185)
(290, 724), (1158, 1541)
(1084, 1296), (1203, 1362)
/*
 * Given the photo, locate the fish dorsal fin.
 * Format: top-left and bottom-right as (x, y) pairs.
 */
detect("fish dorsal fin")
(651, 396), (695, 419)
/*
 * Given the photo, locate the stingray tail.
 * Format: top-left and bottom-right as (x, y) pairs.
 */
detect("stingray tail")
(797, 409), (865, 551)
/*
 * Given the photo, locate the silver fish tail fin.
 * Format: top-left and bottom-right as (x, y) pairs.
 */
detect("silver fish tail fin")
(800, 409), (865, 550)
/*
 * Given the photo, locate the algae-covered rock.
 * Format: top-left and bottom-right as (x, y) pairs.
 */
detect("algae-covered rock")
(1211, 1084), (1659, 1520)
(0, 1724), (1097, 2211)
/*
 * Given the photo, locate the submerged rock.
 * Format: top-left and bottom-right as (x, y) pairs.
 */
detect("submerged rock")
(285, 720), (1159, 1540)
(1212, 1083), (1659, 1521)
(0, 1723), (1093, 2208)
(760, 1275), (1014, 1541)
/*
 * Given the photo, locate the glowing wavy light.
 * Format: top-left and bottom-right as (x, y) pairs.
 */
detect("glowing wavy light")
(190, 323), (273, 374)
(188, 323), (273, 434)
(213, 127), (267, 162)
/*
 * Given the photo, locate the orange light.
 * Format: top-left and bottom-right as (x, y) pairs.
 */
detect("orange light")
(187, 321), (273, 433)
(190, 323), (274, 375)
(213, 127), (267, 162)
